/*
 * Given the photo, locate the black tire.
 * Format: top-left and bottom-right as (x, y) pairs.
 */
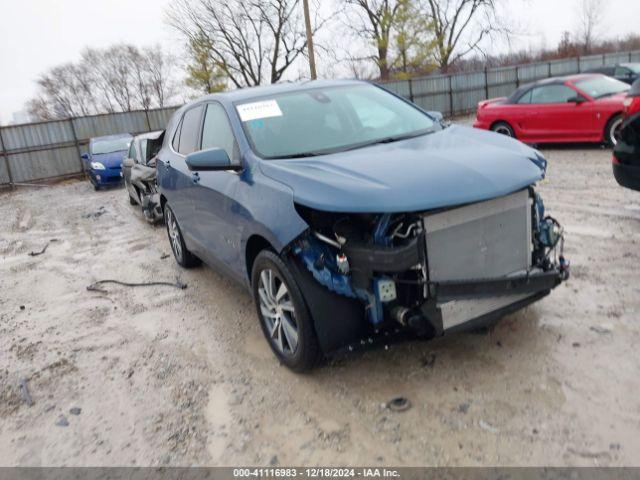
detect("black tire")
(491, 121), (516, 138)
(93, 183), (100, 191)
(251, 250), (321, 372)
(129, 190), (137, 205)
(605, 113), (623, 147)
(164, 204), (200, 268)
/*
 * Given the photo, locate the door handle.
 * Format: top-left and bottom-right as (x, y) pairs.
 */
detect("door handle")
(192, 172), (200, 184)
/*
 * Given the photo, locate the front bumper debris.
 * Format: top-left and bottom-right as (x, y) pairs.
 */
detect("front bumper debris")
(290, 187), (568, 354)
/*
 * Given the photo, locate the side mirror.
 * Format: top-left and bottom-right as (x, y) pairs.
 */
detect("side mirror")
(426, 111), (444, 122)
(81, 153), (89, 160)
(123, 157), (135, 168)
(567, 96), (586, 104)
(185, 147), (240, 171)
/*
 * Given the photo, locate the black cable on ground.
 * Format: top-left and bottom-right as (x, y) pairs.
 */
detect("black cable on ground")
(86, 279), (187, 293)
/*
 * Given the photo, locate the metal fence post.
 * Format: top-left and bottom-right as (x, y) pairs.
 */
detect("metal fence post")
(408, 78), (414, 103)
(144, 109), (151, 131)
(515, 66), (520, 88)
(0, 126), (14, 188)
(548, 62), (551, 77)
(448, 75), (454, 116)
(68, 117), (85, 176)
(484, 67), (489, 100)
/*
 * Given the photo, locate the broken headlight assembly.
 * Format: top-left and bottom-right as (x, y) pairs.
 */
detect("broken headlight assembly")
(292, 205), (428, 329)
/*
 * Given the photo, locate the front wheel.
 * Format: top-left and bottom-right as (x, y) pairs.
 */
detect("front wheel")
(251, 250), (321, 372)
(164, 204), (200, 268)
(605, 114), (623, 147)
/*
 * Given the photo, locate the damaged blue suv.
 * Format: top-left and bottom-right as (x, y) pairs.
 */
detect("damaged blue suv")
(157, 80), (569, 371)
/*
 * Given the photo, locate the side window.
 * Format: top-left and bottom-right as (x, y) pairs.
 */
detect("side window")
(201, 103), (239, 164)
(172, 118), (182, 152)
(517, 89), (533, 104)
(177, 105), (203, 155)
(615, 66), (630, 77)
(530, 85), (577, 104)
(127, 141), (136, 159)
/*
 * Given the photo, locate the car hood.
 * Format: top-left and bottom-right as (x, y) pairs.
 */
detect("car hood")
(258, 124), (545, 213)
(92, 151), (126, 168)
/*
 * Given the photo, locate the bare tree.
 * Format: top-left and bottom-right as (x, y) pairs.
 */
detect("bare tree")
(143, 46), (178, 107)
(26, 44), (180, 121)
(575, 0), (604, 54)
(424, 0), (505, 72)
(167, 0), (327, 88)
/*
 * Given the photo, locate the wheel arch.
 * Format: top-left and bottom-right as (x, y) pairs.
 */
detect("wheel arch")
(245, 234), (276, 283)
(604, 111), (623, 139)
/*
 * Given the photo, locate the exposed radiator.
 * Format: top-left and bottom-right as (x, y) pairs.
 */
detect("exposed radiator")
(423, 189), (532, 283)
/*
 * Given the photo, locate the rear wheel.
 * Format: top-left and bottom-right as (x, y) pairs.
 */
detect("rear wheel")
(164, 204), (200, 268)
(491, 121), (515, 138)
(605, 114), (623, 147)
(251, 250), (321, 372)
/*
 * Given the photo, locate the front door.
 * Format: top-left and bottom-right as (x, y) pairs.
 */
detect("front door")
(520, 84), (594, 141)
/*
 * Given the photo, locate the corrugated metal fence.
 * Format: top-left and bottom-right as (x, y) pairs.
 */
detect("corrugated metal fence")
(0, 107), (178, 187)
(2, 49), (640, 187)
(382, 50), (640, 115)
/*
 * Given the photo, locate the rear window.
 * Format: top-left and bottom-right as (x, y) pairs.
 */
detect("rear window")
(176, 106), (203, 155)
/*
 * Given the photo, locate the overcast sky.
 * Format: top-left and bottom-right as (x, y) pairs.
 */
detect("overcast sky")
(1, 0), (639, 124)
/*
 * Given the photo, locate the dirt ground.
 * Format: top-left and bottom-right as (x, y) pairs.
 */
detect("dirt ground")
(1, 140), (639, 467)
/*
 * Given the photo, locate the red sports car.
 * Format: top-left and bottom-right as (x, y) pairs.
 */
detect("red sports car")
(473, 74), (630, 146)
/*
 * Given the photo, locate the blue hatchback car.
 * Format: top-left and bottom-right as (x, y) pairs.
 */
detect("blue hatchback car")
(82, 133), (132, 190)
(157, 80), (569, 371)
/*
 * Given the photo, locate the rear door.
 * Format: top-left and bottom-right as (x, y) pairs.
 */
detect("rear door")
(160, 105), (204, 241)
(520, 84), (594, 141)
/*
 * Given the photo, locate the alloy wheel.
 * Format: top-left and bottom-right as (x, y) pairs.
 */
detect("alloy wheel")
(257, 268), (299, 356)
(494, 125), (513, 137)
(610, 117), (623, 146)
(166, 208), (183, 262)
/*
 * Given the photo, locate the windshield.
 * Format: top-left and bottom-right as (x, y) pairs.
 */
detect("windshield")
(236, 84), (436, 159)
(575, 76), (630, 99)
(91, 137), (132, 155)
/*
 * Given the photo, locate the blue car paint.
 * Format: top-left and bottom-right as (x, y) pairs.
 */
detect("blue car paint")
(257, 124), (545, 213)
(156, 79), (547, 291)
(85, 134), (132, 188)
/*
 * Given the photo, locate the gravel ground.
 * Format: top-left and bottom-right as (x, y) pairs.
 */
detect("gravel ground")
(1, 137), (639, 467)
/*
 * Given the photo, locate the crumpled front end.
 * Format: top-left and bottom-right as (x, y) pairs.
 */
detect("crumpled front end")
(131, 163), (162, 223)
(288, 187), (568, 354)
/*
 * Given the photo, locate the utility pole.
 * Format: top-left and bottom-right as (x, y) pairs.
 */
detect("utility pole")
(302, 0), (317, 80)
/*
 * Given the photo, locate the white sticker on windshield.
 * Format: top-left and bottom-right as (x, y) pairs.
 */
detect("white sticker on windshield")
(236, 100), (283, 122)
